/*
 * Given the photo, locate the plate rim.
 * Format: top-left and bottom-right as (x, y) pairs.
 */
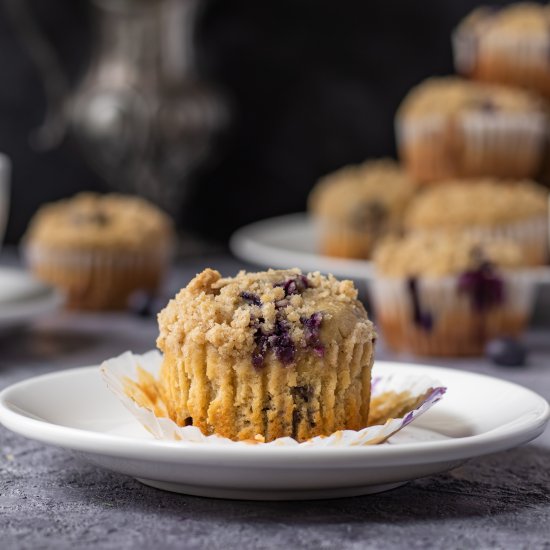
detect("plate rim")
(0, 266), (63, 322)
(0, 361), (548, 467)
(230, 213), (550, 283)
(229, 212), (375, 279)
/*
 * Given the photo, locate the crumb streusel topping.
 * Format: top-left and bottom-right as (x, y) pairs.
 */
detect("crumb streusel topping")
(405, 179), (548, 228)
(308, 159), (415, 222)
(458, 3), (550, 36)
(25, 192), (173, 250)
(373, 233), (524, 278)
(397, 77), (545, 118)
(157, 268), (375, 367)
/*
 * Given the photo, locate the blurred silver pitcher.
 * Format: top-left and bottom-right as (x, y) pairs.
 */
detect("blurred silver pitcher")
(6, 0), (227, 216)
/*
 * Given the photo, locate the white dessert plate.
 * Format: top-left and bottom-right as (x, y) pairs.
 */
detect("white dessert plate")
(0, 361), (548, 500)
(230, 213), (550, 283)
(0, 267), (63, 331)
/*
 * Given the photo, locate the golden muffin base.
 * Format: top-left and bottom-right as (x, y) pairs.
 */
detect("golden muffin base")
(159, 336), (374, 443)
(25, 244), (169, 310)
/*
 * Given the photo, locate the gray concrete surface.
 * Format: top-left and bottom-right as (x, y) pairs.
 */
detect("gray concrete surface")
(1, 254), (549, 549)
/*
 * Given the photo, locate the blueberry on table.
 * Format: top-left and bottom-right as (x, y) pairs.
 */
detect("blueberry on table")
(485, 338), (527, 367)
(128, 291), (163, 317)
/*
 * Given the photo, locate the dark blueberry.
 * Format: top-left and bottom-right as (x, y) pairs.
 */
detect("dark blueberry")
(251, 315), (296, 367)
(128, 291), (163, 317)
(407, 278), (433, 331)
(300, 312), (325, 356)
(275, 275), (310, 296)
(240, 291), (262, 307)
(485, 338), (528, 367)
(71, 211), (109, 226)
(479, 97), (497, 113)
(184, 416), (193, 426)
(291, 385), (313, 402)
(351, 200), (388, 232)
(457, 262), (504, 312)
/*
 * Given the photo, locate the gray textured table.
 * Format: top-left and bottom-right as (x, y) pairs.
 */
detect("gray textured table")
(1, 253), (549, 550)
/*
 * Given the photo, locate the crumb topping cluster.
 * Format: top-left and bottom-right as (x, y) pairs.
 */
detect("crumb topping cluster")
(398, 77), (545, 118)
(373, 233), (524, 277)
(405, 180), (548, 228)
(25, 192), (173, 250)
(458, 3), (550, 36)
(157, 268), (373, 366)
(308, 159), (415, 225)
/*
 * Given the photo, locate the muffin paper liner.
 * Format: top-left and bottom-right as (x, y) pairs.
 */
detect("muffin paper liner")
(24, 243), (172, 310)
(396, 111), (547, 181)
(370, 269), (537, 356)
(453, 28), (550, 91)
(101, 351), (446, 447)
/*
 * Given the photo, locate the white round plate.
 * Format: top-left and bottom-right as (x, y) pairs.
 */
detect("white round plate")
(0, 361), (548, 500)
(230, 213), (550, 283)
(0, 267), (63, 331)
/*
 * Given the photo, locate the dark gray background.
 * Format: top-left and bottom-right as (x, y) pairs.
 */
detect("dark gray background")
(0, 0), (538, 244)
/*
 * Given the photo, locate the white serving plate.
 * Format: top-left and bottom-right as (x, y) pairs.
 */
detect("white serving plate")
(0, 361), (547, 500)
(230, 213), (550, 284)
(0, 267), (63, 330)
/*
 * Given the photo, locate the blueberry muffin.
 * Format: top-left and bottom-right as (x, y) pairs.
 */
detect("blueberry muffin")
(308, 159), (416, 259)
(405, 179), (549, 265)
(24, 192), (174, 310)
(396, 77), (547, 183)
(371, 233), (535, 357)
(454, 3), (550, 98)
(157, 268), (376, 442)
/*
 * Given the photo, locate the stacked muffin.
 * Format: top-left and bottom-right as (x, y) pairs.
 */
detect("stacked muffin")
(308, 159), (416, 259)
(309, 2), (550, 357)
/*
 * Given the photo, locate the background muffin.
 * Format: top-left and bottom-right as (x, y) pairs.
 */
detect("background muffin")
(370, 233), (535, 357)
(157, 268), (376, 442)
(404, 179), (549, 265)
(453, 3), (550, 98)
(308, 159), (415, 259)
(24, 193), (174, 310)
(396, 77), (548, 183)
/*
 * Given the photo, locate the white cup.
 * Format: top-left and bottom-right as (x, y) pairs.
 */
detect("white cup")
(0, 154), (11, 250)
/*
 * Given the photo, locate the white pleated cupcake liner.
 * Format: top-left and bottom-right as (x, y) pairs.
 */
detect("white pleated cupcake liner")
(369, 269), (537, 355)
(453, 28), (550, 76)
(396, 111), (547, 176)
(452, 28), (478, 76)
(101, 350), (446, 447)
(371, 270), (536, 320)
(24, 242), (172, 270)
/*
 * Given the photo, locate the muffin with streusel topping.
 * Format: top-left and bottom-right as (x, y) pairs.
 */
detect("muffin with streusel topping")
(157, 268), (376, 442)
(405, 179), (549, 265)
(453, 3), (550, 98)
(24, 192), (174, 310)
(370, 233), (535, 356)
(308, 159), (416, 259)
(396, 77), (547, 183)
